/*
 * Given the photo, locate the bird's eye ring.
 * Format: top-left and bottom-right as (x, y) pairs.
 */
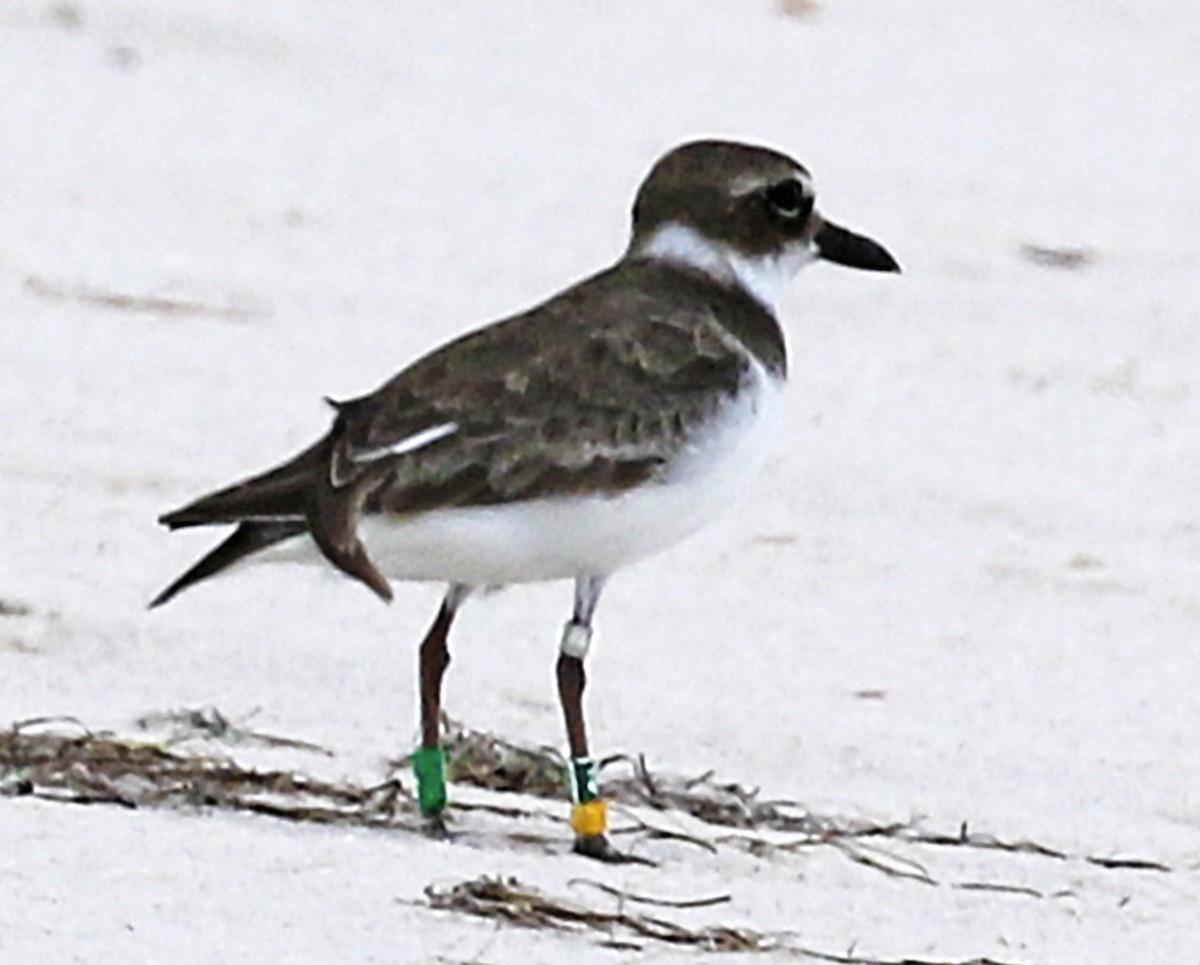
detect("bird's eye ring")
(763, 179), (812, 220)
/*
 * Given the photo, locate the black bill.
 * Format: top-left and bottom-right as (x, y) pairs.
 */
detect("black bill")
(815, 220), (901, 273)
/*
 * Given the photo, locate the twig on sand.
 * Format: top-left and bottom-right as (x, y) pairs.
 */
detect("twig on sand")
(828, 839), (936, 886)
(568, 877), (732, 909)
(888, 821), (1171, 874)
(609, 805), (719, 854)
(24, 275), (268, 322)
(134, 705), (334, 756)
(425, 875), (1027, 964)
(425, 875), (772, 953)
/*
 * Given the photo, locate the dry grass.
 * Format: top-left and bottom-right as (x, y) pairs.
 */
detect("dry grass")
(0, 716), (418, 829)
(3, 713), (1169, 877)
(425, 874), (1026, 963)
(0, 711), (1171, 961)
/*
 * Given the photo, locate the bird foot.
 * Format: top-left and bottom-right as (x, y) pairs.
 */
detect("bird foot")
(421, 812), (455, 840)
(573, 834), (656, 866)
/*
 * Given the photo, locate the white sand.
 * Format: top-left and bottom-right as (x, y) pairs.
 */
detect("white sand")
(2, 1), (1198, 961)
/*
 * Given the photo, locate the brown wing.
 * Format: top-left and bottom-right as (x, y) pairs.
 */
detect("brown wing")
(326, 262), (755, 518)
(159, 260), (771, 603)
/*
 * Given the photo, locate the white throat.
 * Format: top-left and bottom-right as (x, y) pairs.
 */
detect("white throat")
(632, 222), (815, 311)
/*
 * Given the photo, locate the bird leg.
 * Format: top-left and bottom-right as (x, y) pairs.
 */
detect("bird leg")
(557, 576), (647, 862)
(413, 584), (469, 825)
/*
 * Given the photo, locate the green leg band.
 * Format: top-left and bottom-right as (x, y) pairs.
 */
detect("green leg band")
(567, 756), (598, 805)
(413, 746), (448, 815)
(567, 757), (607, 838)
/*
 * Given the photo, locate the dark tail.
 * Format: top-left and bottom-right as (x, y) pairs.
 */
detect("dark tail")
(151, 520), (307, 608)
(153, 438), (328, 606)
(159, 438), (326, 529)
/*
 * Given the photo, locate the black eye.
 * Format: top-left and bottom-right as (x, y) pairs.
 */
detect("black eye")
(763, 179), (813, 221)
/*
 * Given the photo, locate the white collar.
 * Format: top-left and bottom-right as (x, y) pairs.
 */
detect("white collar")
(631, 222), (814, 310)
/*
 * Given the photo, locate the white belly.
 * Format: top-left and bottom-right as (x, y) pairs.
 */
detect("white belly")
(268, 370), (785, 587)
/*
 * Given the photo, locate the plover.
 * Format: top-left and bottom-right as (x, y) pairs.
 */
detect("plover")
(153, 140), (898, 861)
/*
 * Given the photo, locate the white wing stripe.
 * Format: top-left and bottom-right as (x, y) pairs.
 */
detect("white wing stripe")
(351, 422), (459, 463)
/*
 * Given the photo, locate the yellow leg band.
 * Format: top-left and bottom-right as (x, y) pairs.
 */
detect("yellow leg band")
(571, 799), (609, 838)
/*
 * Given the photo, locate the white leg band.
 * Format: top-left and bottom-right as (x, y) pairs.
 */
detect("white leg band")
(560, 621), (593, 659)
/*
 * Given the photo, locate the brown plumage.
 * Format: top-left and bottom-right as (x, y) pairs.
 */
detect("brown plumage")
(153, 138), (899, 861)
(155, 258), (781, 604)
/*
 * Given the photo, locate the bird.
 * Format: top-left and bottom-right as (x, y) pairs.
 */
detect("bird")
(152, 139), (899, 861)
